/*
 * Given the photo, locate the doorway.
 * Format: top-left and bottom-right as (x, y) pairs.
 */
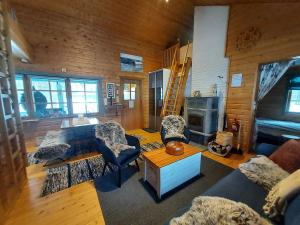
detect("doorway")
(120, 78), (143, 130)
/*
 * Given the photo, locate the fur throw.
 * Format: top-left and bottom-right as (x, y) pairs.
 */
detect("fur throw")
(170, 196), (271, 225)
(95, 121), (135, 157)
(239, 155), (289, 191)
(34, 130), (70, 160)
(264, 169), (300, 219)
(162, 115), (186, 140)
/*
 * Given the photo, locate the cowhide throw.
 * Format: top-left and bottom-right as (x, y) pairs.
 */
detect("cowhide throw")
(239, 155), (289, 191)
(162, 115), (186, 140)
(170, 196), (271, 225)
(34, 130), (70, 160)
(95, 121), (135, 157)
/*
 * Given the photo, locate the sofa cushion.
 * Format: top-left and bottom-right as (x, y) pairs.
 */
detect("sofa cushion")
(256, 143), (279, 156)
(285, 194), (300, 225)
(203, 169), (268, 216)
(117, 147), (140, 165)
(269, 140), (300, 173)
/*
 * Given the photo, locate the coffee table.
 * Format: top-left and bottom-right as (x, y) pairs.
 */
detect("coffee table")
(142, 143), (202, 199)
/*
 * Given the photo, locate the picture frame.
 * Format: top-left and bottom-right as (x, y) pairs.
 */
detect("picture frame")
(106, 82), (115, 98)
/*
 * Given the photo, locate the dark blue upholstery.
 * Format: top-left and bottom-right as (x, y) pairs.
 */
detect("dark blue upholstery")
(255, 143), (279, 156)
(203, 169), (268, 216)
(166, 169), (300, 225)
(96, 134), (141, 187)
(160, 126), (191, 145)
(285, 195), (300, 225)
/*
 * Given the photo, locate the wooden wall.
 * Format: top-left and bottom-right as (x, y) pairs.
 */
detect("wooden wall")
(9, 0), (194, 138)
(226, 2), (300, 151)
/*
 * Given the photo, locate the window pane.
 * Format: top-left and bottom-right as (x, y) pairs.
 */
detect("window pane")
(19, 104), (27, 117)
(17, 90), (25, 103)
(16, 76), (24, 90)
(72, 92), (85, 102)
(32, 78), (49, 90)
(73, 103), (86, 114)
(124, 83), (130, 91)
(86, 92), (97, 102)
(86, 103), (98, 113)
(124, 91), (130, 100)
(51, 91), (67, 103)
(52, 103), (68, 115)
(33, 91), (51, 103)
(289, 90), (300, 113)
(131, 91), (135, 100)
(50, 80), (66, 91)
(85, 82), (98, 92)
(71, 80), (85, 91)
(131, 84), (136, 92)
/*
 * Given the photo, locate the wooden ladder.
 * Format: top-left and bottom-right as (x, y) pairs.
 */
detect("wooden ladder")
(161, 42), (192, 117)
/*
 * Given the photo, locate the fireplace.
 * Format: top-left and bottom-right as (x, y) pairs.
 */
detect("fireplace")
(184, 97), (219, 144)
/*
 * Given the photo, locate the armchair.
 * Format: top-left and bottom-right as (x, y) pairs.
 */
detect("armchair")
(160, 126), (191, 145)
(96, 134), (141, 187)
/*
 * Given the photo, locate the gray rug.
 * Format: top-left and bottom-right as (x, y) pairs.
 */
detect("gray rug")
(95, 156), (233, 225)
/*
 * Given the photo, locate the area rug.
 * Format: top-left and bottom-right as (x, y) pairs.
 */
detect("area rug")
(40, 155), (113, 196)
(95, 156), (233, 225)
(141, 141), (164, 151)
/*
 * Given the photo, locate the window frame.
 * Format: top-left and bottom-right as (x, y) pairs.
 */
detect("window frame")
(285, 75), (300, 114)
(16, 72), (103, 119)
(123, 81), (137, 101)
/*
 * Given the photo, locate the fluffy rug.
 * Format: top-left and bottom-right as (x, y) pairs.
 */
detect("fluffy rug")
(170, 196), (271, 225)
(95, 121), (135, 156)
(141, 142), (164, 151)
(239, 155), (289, 190)
(40, 155), (114, 196)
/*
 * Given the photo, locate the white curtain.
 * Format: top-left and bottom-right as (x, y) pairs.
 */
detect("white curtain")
(257, 60), (295, 101)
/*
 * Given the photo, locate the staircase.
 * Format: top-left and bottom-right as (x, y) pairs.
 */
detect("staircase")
(161, 42), (192, 117)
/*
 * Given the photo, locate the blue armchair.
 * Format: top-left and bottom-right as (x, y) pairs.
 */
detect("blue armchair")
(160, 126), (191, 145)
(96, 134), (141, 187)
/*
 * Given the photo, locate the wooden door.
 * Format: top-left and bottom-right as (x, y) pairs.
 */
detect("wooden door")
(120, 79), (143, 130)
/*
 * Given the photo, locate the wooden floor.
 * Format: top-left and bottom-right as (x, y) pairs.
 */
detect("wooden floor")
(4, 129), (254, 225)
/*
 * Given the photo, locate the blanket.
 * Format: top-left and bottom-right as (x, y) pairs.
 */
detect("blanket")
(95, 121), (134, 157)
(264, 169), (300, 219)
(239, 155), (289, 191)
(170, 196), (271, 225)
(34, 130), (70, 160)
(162, 115), (186, 140)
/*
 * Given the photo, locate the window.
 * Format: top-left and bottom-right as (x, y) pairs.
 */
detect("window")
(15, 74), (101, 119)
(31, 77), (68, 118)
(71, 79), (98, 114)
(123, 82), (136, 100)
(286, 76), (300, 113)
(15, 75), (28, 117)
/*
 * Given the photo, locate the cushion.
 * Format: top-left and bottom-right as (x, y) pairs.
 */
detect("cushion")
(269, 140), (300, 173)
(117, 147), (140, 165)
(256, 143), (279, 156)
(285, 194), (300, 225)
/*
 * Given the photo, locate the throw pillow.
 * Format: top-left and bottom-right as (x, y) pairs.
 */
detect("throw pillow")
(269, 140), (300, 173)
(263, 169), (300, 219)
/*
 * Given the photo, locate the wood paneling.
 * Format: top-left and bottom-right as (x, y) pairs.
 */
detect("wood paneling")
(193, 0), (300, 5)
(9, 0), (194, 133)
(225, 2), (300, 151)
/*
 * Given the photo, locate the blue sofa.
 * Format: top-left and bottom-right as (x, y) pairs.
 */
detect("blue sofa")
(166, 169), (300, 225)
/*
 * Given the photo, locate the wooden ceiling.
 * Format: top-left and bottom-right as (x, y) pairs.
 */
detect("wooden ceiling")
(193, 0), (300, 5)
(10, 0), (195, 49)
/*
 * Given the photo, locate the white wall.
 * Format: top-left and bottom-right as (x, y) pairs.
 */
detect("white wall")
(191, 6), (230, 130)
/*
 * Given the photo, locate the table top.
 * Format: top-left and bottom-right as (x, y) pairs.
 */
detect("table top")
(142, 143), (202, 168)
(61, 117), (100, 129)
